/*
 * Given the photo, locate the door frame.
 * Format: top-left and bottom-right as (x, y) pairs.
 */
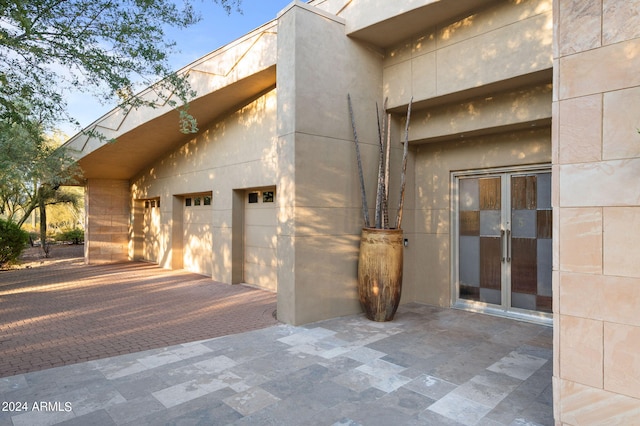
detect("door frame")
(450, 164), (552, 325)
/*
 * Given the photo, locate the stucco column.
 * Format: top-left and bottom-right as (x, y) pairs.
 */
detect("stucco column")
(85, 179), (130, 264)
(276, 2), (383, 325)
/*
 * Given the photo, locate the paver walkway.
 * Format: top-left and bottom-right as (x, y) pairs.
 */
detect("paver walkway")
(0, 253), (278, 378)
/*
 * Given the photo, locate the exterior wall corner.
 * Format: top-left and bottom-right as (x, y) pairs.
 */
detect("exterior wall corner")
(85, 179), (131, 265)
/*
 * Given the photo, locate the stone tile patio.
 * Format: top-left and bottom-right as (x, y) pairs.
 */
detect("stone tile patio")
(0, 303), (553, 425)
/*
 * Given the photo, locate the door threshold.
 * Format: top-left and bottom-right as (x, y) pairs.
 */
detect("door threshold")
(453, 303), (553, 327)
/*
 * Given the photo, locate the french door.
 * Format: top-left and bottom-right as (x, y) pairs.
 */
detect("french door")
(453, 166), (552, 322)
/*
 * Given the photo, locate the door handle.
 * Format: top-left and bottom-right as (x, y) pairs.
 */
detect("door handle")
(506, 229), (511, 262)
(501, 229), (505, 262)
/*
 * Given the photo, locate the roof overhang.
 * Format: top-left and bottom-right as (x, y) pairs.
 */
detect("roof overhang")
(64, 21), (278, 181)
(346, 0), (501, 48)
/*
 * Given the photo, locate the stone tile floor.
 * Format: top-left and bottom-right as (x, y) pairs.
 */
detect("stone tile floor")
(0, 303), (553, 425)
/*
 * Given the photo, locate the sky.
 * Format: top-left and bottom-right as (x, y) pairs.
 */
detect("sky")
(63, 0), (294, 135)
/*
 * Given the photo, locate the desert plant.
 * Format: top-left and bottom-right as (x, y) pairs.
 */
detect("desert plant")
(55, 228), (84, 244)
(0, 218), (29, 267)
(347, 94), (413, 229)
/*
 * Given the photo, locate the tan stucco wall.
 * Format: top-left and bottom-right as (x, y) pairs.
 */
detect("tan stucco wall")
(79, 0), (556, 329)
(408, 84), (552, 143)
(382, 0), (552, 109)
(130, 89), (278, 285)
(381, 0), (553, 308)
(275, 0), (553, 325)
(409, 129), (552, 307)
(276, 2), (396, 325)
(553, 1), (640, 423)
(85, 179), (130, 264)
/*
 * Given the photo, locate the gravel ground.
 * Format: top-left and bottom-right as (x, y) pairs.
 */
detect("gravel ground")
(3, 244), (85, 270)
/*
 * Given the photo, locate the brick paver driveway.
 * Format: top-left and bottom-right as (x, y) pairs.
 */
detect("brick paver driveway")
(0, 248), (278, 378)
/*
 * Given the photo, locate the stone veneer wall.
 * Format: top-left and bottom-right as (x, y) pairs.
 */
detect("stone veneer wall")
(85, 179), (130, 264)
(553, 1), (640, 423)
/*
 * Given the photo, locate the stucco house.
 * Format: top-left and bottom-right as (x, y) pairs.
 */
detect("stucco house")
(63, 0), (640, 423)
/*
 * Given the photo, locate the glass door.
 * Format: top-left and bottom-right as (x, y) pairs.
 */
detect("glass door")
(453, 167), (552, 322)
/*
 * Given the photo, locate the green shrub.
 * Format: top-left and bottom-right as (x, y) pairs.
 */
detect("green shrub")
(0, 219), (29, 267)
(55, 228), (84, 244)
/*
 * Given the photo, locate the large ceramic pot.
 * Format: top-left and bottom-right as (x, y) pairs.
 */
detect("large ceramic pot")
(357, 227), (403, 322)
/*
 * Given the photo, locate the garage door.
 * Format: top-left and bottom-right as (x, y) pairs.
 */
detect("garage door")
(143, 199), (160, 263)
(244, 188), (277, 291)
(183, 194), (213, 276)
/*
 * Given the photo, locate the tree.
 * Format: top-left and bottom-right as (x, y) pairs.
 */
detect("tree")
(0, 115), (83, 255)
(0, 218), (29, 267)
(35, 183), (84, 256)
(47, 186), (84, 232)
(0, 0), (241, 257)
(0, 118), (76, 224)
(0, 0), (241, 133)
